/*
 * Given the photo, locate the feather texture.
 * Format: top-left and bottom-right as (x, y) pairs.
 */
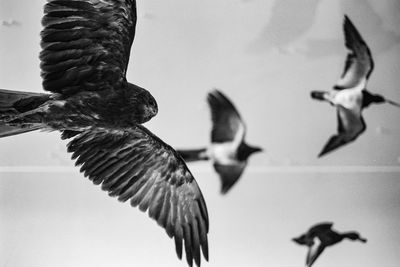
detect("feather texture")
(67, 126), (209, 267)
(40, 0), (137, 95)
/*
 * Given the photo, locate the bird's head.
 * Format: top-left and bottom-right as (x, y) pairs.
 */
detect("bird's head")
(238, 143), (263, 161)
(343, 232), (367, 243)
(370, 93), (385, 104)
(363, 91), (400, 109)
(127, 83), (158, 124)
(362, 91), (385, 108)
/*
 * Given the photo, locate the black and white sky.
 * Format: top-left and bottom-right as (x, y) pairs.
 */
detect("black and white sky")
(1, 0), (400, 266)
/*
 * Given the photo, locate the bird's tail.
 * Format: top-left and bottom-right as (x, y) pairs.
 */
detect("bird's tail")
(0, 89), (50, 138)
(310, 91), (328, 101)
(177, 148), (209, 162)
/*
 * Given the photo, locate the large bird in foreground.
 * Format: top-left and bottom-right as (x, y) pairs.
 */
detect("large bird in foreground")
(0, 1), (208, 266)
(177, 89), (262, 194)
(310, 15), (400, 157)
(292, 222), (367, 267)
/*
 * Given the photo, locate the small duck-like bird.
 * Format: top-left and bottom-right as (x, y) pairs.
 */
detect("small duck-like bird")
(311, 15), (400, 157)
(177, 89), (262, 194)
(292, 222), (367, 267)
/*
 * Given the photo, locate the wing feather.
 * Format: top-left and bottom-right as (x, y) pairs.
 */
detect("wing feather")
(67, 126), (209, 266)
(318, 106), (366, 157)
(306, 238), (325, 267)
(213, 163), (246, 194)
(207, 89), (245, 143)
(41, 0), (137, 95)
(334, 15), (374, 90)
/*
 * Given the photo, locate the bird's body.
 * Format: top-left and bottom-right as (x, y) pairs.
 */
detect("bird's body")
(4, 83), (156, 132)
(0, 1), (209, 266)
(177, 89), (262, 194)
(208, 142), (240, 165)
(310, 15), (400, 157)
(329, 86), (363, 111)
(293, 222), (367, 267)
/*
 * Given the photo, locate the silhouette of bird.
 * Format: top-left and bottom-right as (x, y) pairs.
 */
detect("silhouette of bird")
(177, 89), (262, 194)
(0, 1), (208, 266)
(311, 15), (400, 157)
(293, 222), (367, 267)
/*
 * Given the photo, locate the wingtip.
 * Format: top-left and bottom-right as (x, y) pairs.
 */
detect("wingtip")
(208, 89), (225, 101)
(343, 14), (353, 27)
(201, 239), (209, 261)
(317, 150), (326, 158)
(211, 87), (221, 93)
(220, 188), (229, 195)
(343, 14), (356, 32)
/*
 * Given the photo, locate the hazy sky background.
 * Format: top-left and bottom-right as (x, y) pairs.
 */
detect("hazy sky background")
(1, 0), (400, 266)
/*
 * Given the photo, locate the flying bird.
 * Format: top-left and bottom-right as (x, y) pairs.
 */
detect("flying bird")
(177, 89), (262, 194)
(310, 15), (400, 157)
(0, 1), (208, 266)
(292, 222), (367, 267)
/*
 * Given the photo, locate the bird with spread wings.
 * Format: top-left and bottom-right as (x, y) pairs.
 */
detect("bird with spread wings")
(177, 89), (262, 194)
(310, 15), (400, 157)
(0, 1), (208, 266)
(292, 222), (367, 267)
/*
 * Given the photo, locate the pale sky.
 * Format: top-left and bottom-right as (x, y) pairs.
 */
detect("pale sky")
(1, 1), (400, 266)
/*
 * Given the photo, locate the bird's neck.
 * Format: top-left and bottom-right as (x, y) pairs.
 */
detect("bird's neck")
(340, 231), (361, 241)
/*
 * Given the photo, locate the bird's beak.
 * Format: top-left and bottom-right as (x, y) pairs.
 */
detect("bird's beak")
(386, 99), (400, 108)
(359, 237), (367, 243)
(252, 147), (263, 154)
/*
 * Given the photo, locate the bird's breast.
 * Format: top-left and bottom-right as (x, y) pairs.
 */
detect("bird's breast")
(333, 88), (362, 112)
(209, 142), (240, 165)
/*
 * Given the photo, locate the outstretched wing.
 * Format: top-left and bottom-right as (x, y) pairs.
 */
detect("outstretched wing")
(334, 15), (374, 90)
(306, 238), (325, 267)
(213, 163), (246, 194)
(308, 222), (333, 234)
(318, 106), (366, 157)
(40, 0), (137, 95)
(207, 89), (245, 143)
(67, 126), (209, 267)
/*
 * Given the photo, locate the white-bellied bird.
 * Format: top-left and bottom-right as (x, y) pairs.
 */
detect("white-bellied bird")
(178, 89), (262, 194)
(311, 15), (400, 157)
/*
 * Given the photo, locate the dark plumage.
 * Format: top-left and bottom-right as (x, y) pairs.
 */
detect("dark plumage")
(2, 0), (157, 133)
(68, 126), (209, 267)
(293, 222), (367, 267)
(177, 89), (262, 194)
(0, 1), (208, 266)
(310, 15), (400, 157)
